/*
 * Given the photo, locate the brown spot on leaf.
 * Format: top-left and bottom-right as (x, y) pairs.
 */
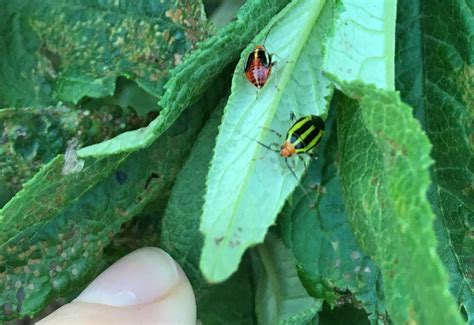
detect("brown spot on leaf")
(371, 175), (378, 185)
(363, 200), (369, 210)
(166, 9), (182, 23)
(214, 237), (224, 245)
(408, 305), (418, 325)
(40, 44), (61, 73)
(115, 208), (128, 217)
(173, 53), (183, 66)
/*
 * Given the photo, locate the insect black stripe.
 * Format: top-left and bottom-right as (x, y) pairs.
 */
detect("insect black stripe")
(311, 115), (325, 131)
(257, 48), (270, 66)
(289, 118), (312, 139)
(304, 128), (322, 150)
(244, 52), (254, 72)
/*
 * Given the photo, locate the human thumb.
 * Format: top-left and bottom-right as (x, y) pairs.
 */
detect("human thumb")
(38, 247), (196, 324)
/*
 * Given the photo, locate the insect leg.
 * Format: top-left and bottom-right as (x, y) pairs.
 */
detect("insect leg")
(298, 155), (307, 169)
(259, 126), (283, 138)
(289, 112), (297, 123)
(307, 151), (319, 161)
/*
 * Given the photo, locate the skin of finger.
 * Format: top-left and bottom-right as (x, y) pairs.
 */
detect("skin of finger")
(37, 280), (195, 324)
(37, 247), (196, 324)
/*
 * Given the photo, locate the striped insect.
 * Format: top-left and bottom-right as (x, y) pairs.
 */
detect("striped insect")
(254, 115), (325, 196)
(279, 115), (325, 159)
(244, 45), (275, 88)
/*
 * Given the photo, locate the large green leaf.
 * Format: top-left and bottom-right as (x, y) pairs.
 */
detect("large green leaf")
(0, 0), (209, 107)
(161, 102), (225, 290)
(200, 0), (337, 283)
(0, 89), (219, 321)
(280, 105), (386, 323)
(100, 68), (233, 262)
(105, 102), (256, 325)
(0, 105), (150, 197)
(395, 0), (473, 320)
(333, 78), (463, 324)
(253, 233), (322, 325)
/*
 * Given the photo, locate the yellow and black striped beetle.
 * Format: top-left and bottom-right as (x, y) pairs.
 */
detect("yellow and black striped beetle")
(254, 114), (325, 200)
(280, 115), (325, 158)
(257, 114), (325, 161)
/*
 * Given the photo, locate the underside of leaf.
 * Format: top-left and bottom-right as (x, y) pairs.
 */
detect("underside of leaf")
(200, 0), (337, 282)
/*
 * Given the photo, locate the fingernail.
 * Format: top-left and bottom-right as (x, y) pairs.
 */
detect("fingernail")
(75, 247), (181, 306)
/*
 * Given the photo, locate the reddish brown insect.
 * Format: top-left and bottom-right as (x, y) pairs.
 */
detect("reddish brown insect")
(244, 45), (275, 88)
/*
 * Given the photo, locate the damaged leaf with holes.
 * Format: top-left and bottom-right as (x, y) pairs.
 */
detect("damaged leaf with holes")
(0, 86), (220, 320)
(0, 105), (152, 202)
(0, 0), (211, 107)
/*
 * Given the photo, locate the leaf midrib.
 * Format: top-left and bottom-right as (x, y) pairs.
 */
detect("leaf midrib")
(207, 0), (328, 279)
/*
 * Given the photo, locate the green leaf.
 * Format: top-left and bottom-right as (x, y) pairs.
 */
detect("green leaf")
(104, 101), (255, 325)
(161, 101), (225, 290)
(253, 233), (322, 325)
(200, 0), (337, 283)
(279, 106), (386, 323)
(196, 254), (255, 325)
(161, 100), (257, 325)
(100, 69), (232, 262)
(0, 105), (151, 196)
(77, 0), (291, 158)
(0, 0), (209, 107)
(332, 77), (464, 324)
(395, 0), (474, 320)
(0, 90), (218, 320)
(323, 0), (396, 90)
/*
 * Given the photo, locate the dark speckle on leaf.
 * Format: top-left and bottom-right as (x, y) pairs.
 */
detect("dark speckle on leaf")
(14, 127), (28, 138)
(229, 240), (241, 248)
(2, 303), (13, 315)
(16, 288), (25, 303)
(370, 175), (378, 185)
(144, 173), (160, 189)
(115, 170), (128, 185)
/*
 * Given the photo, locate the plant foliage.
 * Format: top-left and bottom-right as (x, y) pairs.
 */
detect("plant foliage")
(0, 0), (471, 323)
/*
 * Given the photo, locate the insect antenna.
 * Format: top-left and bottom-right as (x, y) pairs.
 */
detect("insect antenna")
(242, 133), (279, 153)
(262, 23), (273, 45)
(245, 131), (316, 208)
(256, 140), (279, 153)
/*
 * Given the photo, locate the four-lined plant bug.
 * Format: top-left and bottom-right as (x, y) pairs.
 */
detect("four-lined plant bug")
(256, 115), (325, 160)
(280, 115), (325, 158)
(243, 22), (279, 89)
(253, 115), (325, 199)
